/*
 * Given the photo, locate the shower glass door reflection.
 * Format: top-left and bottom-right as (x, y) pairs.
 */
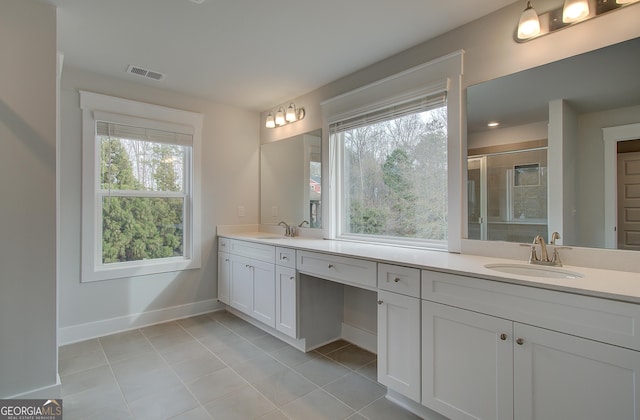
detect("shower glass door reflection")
(468, 148), (548, 243)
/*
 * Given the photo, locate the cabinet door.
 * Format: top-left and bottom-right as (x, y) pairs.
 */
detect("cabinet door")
(422, 301), (513, 420)
(514, 323), (640, 420)
(377, 290), (421, 402)
(275, 266), (297, 338)
(251, 259), (276, 328)
(230, 255), (253, 313)
(217, 252), (231, 304)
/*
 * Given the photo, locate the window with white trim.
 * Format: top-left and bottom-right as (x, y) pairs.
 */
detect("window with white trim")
(80, 91), (202, 282)
(323, 52), (463, 251)
(330, 93), (448, 248)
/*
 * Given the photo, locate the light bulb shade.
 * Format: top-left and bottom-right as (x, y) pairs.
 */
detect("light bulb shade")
(563, 0), (589, 23)
(275, 108), (285, 126)
(285, 103), (297, 122)
(517, 2), (541, 39)
(265, 113), (275, 128)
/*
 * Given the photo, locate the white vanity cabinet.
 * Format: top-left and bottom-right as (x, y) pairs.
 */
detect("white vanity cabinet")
(377, 263), (421, 402)
(217, 238), (231, 304)
(275, 247), (297, 338)
(221, 239), (277, 329)
(421, 270), (640, 420)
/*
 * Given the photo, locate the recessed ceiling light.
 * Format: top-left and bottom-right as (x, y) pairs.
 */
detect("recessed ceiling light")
(487, 121), (500, 127)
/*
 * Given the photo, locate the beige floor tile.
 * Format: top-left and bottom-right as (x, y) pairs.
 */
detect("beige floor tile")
(58, 349), (108, 377)
(210, 339), (265, 367)
(294, 356), (350, 387)
(270, 345), (319, 368)
(250, 334), (289, 353)
(355, 359), (378, 382)
(60, 364), (117, 397)
(128, 384), (199, 420)
(325, 345), (376, 370)
(233, 324), (268, 340)
(171, 352), (226, 382)
(359, 396), (426, 420)
(118, 366), (183, 403)
(346, 414), (368, 420)
(187, 367), (247, 404)
(59, 338), (102, 360)
(281, 388), (355, 420)
(203, 385), (276, 420)
(158, 340), (212, 365)
(169, 406), (212, 420)
(233, 353), (290, 384)
(253, 369), (318, 407)
(110, 351), (168, 381)
(323, 372), (386, 411)
(313, 340), (351, 355)
(99, 330), (155, 362)
(256, 409), (290, 420)
(145, 328), (197, 350)
(140, 321), (184, 338)
(63, 383), (130, 419)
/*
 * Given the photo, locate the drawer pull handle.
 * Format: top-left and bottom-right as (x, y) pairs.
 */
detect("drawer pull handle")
(246, 264), (253, 269)
(282, 256), (288, 260)
(221, 243), (226, 247)
(290, 276), (295, 280)
(516, 338), (524, 345)
(328, 264), (334, 268)
(225, 258), (229, 262)
(393, 277), (400, 283)
(500, 333), (508, 341)
(377, 300), (383, 305)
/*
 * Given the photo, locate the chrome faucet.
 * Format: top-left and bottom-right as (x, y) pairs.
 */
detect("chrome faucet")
(534, 235), (549, 262)
(278, 221), (294, 237)
(298, 220), (309, 228)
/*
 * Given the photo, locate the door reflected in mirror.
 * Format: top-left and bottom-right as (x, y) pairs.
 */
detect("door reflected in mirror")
(260, 130), (322, 229)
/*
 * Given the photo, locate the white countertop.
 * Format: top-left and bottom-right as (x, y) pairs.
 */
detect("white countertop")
(219, 232), (640, 304)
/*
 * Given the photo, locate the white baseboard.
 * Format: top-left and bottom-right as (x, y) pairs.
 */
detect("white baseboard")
(341, 322), (377, 354)
(8, 376), (61, 399)
(58, 299), (224, 345)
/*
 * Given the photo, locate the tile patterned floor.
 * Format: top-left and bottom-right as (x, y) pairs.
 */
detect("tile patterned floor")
(59, 311), (423, 420)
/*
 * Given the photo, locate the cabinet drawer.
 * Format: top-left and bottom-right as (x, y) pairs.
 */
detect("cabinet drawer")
(276, 247), (296, 268)
(378, 263), (420, 298)
(228, 239), (275, 263)
(297, 250), (377, 290)
(422, 269), (640, 351)
(218, 237), (231, 252)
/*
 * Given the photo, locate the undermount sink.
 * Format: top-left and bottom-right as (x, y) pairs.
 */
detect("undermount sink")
(484, 263), (584, 279)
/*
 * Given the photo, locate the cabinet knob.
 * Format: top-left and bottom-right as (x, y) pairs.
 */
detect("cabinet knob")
(500, 333), (508, 341)
(281, 256), (288, 261)
(328, 264), (334, 268)
(516, 338), (524, 345)
(290, 276), (295, 280)
(377, 300), (383, 305)
(225, 258), (229, 262)
(393, 277), (400, 283)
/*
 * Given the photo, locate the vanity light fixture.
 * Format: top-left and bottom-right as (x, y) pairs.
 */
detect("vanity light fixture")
(562, 0), (589, 22)
(515, 0), (638, 42)
(487, 121), (500, 128)
(265, 103), (305, 128)
(517, 1), (541, 40)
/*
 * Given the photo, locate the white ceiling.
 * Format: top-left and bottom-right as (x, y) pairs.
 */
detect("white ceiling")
(50, 0), (516, 111)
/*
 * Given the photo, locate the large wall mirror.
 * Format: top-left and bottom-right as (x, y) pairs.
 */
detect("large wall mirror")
(466, 36), (640, 250)
(260, 129), (322, 228)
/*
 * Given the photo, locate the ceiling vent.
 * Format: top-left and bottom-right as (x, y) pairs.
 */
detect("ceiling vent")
(126, 65), (165, 81)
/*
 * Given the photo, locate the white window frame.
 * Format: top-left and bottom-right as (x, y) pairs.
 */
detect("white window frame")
(80, 91), (203, 282)
(322, 51), (464, 252)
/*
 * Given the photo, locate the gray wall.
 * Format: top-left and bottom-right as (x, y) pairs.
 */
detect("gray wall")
(58, 67), (260, 340)
(0, 0), (58, 398)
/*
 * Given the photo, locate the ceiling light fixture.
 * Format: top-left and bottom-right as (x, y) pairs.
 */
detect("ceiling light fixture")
(517, 1), (541, 40)
(265, 103), (305, 128)
(487, 121), (500, 128)
(562, 0), (589, 22)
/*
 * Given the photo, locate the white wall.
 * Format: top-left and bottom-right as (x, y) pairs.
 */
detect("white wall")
(58, 66), (260, 343)
(0, 0), (59, 398)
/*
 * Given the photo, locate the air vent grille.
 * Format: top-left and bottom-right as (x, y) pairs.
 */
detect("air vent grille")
(126, 65), (165, 81)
